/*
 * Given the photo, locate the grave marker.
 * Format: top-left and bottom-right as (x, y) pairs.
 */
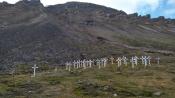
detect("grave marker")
(32, 64), (38, 77)
(156, 57), (160, 64)
(110, 57), (115, 64)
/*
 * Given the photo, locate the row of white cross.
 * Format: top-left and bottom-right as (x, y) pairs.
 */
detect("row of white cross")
(65, 58), (108, 71)
(65, 56), (160, 71)
(31, 56), (160, 77)
(115, 56), (151, 69)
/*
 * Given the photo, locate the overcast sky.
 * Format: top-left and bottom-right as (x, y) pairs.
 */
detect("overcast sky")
(1, 0), (175, 18)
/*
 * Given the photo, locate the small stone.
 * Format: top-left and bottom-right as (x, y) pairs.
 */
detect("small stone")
(113, 93), (118, 97)
(103, 85), (109, 90)
(28, 91), (32, 93)
(153, 91), (162, 96)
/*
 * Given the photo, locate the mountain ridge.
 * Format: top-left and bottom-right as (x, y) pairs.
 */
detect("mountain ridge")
(0, 0), (175, 70)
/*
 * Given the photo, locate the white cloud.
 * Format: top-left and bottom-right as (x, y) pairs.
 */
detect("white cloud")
(111, 0), (160, 13)
(0, 0), (161, 14)
(41, 0), (161, 14)
(0, 0), (18, 4)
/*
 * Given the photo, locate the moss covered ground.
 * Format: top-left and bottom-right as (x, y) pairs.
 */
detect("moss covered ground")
(0, 56), (175, 98)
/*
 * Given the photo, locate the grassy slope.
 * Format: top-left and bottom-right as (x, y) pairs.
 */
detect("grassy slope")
(0, 56), (175, 98)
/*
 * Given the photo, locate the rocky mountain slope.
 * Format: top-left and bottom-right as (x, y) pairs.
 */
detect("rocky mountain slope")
(0, 0), (175, 70)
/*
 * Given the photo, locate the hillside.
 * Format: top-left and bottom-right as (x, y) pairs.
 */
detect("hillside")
(0, 0), (175, 70)
(0, 58), (175, 98)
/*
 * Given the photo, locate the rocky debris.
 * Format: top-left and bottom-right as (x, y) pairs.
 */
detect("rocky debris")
(113, 93), (118, 97)
(75, 80), (116, 96)
(0, 1), (14, 9)
(129, 13), (138, 17)
(15, 0), (43, 7)
(83, 20), (95, 26)
(153, 91), (163, 96)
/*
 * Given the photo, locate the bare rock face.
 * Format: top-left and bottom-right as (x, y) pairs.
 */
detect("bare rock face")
(20, 0), (41, 4)
(15, 0), (43, 7)
(0, 1), (175, 70)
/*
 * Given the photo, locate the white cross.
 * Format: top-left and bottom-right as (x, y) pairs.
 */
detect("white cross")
(116, 57), (122, 68)
(83, 60), (86, 69)
(65, 62), (69, 70)
(65, 62), (71, 71)
(156, 57), (160, 64)
(96, 59), (101, 69)
(130, 57), (135, 69)
(86, 60), (90, 68)
(80, 60), (83, 68)
(32, 64), (38, 77)
(133, 56), (139, 66)
(89, 60), (93, 68)
(54, 67), (58, 72)
(103, 58), (108, 67)
(144, 56), (148, 67)
(68, 62), (72, 71)
(76, 61), (80, 69)
(77, 60), (81, 68)
(147, 56), (151, 66)
(73, 60), (77, 69)
(122, 56), (128, 66)
(110, 57), (114, 64)
(140, 56), (145, 65)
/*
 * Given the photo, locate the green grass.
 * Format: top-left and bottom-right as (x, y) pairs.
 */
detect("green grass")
(0, 57), (175, 98)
